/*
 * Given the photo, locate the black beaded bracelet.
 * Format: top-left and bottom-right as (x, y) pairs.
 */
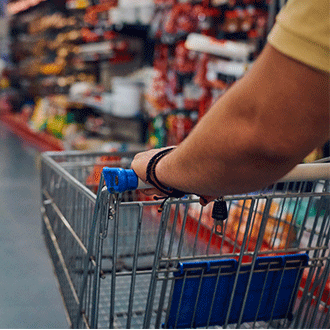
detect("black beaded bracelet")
(146, 147), (186, 199)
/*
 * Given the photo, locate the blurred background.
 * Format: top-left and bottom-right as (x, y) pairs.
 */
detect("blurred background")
(0, 0), (328, 328)
(0, 0), (328, 156)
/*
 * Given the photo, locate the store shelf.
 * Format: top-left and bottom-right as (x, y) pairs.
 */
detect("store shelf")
(69, 94), (113, 114)
(0, 114), (64, 152)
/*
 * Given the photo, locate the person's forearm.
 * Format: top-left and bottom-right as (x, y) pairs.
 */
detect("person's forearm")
(154, 45), (329, 196)
(155, 84), (294, 196)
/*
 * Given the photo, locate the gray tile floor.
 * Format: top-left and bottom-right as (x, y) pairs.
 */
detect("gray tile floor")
(0, 123), (68, 328)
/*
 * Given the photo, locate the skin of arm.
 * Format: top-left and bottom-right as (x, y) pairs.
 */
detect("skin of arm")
(131, 44), (330, 198)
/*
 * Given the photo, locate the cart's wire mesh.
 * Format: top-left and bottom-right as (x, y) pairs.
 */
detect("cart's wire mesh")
(41, 151), (330, 329)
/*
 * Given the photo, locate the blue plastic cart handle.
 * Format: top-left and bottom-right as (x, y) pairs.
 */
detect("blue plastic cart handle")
(103, 167), (139, 193)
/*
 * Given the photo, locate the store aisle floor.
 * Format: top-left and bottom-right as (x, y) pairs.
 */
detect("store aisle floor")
(0, 123), (68, 328)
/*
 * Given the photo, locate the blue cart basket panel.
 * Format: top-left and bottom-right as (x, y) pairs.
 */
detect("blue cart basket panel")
(166, 254), (308, 329)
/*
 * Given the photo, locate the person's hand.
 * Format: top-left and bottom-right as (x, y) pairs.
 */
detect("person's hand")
(131, 147), (172, 197)
(131, 147), (216, 206)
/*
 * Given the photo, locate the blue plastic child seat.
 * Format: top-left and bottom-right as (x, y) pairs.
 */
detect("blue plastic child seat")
(166, 254), (308, 328)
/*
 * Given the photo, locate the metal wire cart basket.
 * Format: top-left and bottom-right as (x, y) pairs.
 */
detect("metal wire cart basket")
(41, 151), (330, 329)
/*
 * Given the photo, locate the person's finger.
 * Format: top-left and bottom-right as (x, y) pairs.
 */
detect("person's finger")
(199, 195), (216, 206)
(140, 188), (166, 197)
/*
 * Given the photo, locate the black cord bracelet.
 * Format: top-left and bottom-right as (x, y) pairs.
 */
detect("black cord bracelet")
(146, 147), (186, 199)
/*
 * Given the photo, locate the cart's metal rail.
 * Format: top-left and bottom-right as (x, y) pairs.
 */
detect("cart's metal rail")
(41, 151), (330, 329)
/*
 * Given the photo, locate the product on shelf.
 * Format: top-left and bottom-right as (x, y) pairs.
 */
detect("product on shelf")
(84, 1), (117, 25)
(166, 110), (196, 146)
(185, 33), (255, 60)
(7, 0), (47, 16)
(145, 69), (172, 114)
(147, 115), (167, 148)
(66, 0), (90, 10)
(29, 98), (50, 132)
(110, 0), (155, 26)
(29, 95), (68, 138)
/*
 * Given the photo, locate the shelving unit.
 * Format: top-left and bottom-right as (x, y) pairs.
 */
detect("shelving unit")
(2, 0), (153, 151)
(0, 113), (64, 151)
(3, 0), (325, 161)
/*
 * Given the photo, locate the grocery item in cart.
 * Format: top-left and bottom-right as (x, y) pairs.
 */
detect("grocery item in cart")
(187, 198), (297, 254)
(86, 154), (122, 192)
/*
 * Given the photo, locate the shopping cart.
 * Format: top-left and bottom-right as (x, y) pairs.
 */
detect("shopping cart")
(40, 151), (330, 329)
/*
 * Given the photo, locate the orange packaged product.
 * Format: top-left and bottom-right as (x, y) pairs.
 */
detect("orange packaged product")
(86, 155), (122, 193)
(227, 199), (297, 252)
(185, 197), (297, 257)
